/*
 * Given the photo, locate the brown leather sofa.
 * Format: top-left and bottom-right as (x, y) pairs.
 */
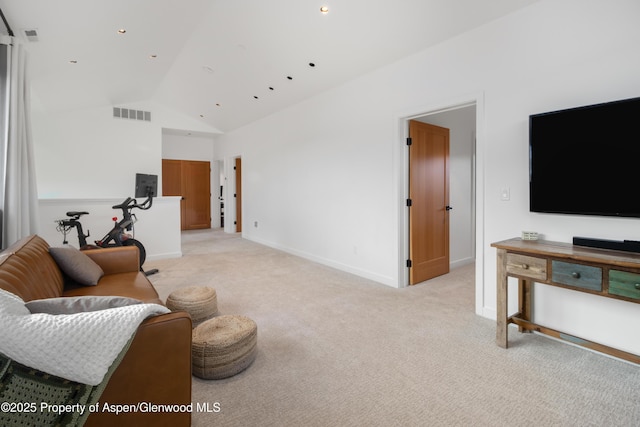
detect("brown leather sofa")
(0, 235), (192, 427)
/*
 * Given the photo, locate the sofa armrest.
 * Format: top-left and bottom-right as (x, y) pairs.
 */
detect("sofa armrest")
(83, 246), (140, 274)
(85, 311), (192, 427)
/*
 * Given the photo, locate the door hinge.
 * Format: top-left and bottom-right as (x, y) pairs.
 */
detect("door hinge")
(406, 137), (412, 146)
(406, 198), (412, 207)
(406, 259), (412, 268)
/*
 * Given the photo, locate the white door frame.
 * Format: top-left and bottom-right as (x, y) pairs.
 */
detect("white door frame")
(394, 92), (485, 316)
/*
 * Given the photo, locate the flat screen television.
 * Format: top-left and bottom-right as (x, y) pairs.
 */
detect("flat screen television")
(135, 173), (157, 198)
(529, 96), (640, 218)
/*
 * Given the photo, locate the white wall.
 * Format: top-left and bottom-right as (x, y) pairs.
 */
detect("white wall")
(216, 89), (399, 284)
(215, 0), (640, 355)
(32, 102), (219, 199)
(33, 105), (161, 199)
(162, 133), (215, 161)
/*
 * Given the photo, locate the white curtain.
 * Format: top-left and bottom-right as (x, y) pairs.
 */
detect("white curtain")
(0, 36), (38, 249)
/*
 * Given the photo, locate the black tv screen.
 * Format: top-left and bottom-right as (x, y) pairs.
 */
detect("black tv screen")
(529, 96), (640, 218)
(135, 173), (157, 198)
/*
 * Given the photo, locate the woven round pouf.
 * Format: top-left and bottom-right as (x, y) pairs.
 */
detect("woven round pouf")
(166, 286), (218, 326)
(192, 315), (258, 380)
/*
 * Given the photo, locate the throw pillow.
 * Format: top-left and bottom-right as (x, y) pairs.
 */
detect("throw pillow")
(49, 246), (104, 286)
(26, 296), (142, 315)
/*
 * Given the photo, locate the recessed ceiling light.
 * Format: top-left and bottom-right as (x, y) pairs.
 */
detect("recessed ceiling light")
(320, 6), (329, 14)
(117, 29), (126, 34)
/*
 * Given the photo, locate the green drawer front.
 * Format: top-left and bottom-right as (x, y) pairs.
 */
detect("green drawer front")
(551, 261), (602, 291)
(609, 270), (640, 300)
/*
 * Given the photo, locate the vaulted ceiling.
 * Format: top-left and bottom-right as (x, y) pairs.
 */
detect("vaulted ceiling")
(0, 0), (537, 133)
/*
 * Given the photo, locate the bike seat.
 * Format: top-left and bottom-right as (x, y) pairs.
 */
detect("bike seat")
(66, 211), (89, 218)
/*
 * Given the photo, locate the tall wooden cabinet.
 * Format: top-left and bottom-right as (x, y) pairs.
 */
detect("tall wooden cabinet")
(162, 159), (211, 230)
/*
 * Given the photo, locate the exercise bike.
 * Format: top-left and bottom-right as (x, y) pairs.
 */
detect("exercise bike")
(55, 193), (158, 275)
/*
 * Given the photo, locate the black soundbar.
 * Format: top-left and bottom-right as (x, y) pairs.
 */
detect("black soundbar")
(573, 237), (640, 253)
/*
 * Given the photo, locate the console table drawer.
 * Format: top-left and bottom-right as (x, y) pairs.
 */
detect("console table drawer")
(551, 261), (602, 291)
(609, 270), (640, 300)
(506, 253), (547, 280)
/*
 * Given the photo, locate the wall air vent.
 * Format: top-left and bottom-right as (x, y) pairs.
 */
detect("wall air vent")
(113, 107), (151, 122)
(23, 29), (39, 42)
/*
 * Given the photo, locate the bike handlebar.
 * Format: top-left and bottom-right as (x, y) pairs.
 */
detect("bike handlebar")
(111, 195), (153, 213)
(112, 197), (133, 210)
(135, 195), (153, 210)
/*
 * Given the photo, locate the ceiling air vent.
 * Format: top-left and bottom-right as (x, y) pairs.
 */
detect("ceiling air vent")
(113, 107), (151, 122)
(23, 29), (39, 42)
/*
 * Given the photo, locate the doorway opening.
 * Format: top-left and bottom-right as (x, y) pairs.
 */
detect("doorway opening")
(224, 156), (242, 234)
(399, 97), (483, 312)
(216, 160), (225, 228)
(235, 157), (242, 233)
(408, 120), (452, 284)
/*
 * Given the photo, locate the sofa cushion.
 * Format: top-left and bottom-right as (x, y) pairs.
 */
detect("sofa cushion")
(63, 272), (164, 305)
(26, 296), (142, 315)
(49, 246), (104, 286)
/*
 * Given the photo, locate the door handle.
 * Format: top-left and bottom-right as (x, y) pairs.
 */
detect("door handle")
(445, 206), (453, 211)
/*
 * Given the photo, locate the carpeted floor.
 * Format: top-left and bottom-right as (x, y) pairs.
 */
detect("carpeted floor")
(146, 229), (640, 427)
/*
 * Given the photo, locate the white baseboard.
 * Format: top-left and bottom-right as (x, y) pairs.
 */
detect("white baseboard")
(146, 251), (182, 261)
(245, 236), (398, 288)
(450, 257), (474, 269)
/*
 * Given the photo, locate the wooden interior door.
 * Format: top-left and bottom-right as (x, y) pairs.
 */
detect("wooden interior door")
(183, 161), (211, 229)
(408, 120), (450, 285)
(235, 158), (242, 232)
(162, 159), (211, 230)
(162, 159), (186, 229)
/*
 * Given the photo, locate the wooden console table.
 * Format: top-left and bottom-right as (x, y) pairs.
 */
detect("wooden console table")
(492, 238), (640, 364)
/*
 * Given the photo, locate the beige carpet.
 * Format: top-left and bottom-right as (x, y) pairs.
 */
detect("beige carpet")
(146, 229), (640, 427)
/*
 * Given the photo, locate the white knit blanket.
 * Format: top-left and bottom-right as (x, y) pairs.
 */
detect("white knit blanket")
(0, 289), (169, 386)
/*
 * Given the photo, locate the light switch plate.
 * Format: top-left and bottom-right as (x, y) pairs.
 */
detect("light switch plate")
(500, 187), (510, 201)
